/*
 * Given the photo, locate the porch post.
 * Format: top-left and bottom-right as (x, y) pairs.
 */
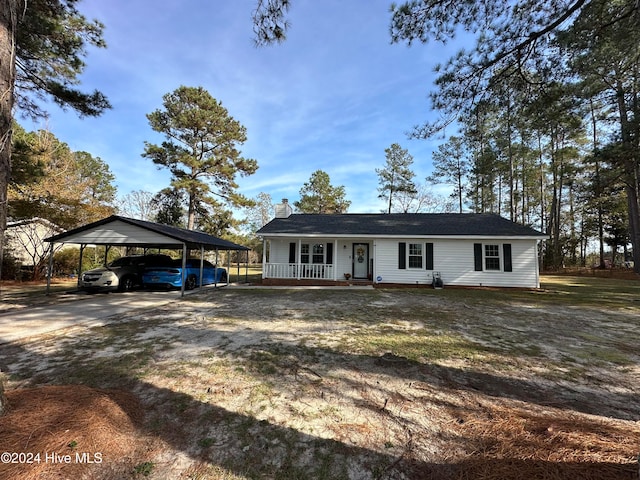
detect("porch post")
(262, 238), (267, 279)
(297, 239), (301, 280)
(333, 239), (338, 281)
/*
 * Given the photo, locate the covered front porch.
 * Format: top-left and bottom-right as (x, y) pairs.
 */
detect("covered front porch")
(261, 238), (373, 282)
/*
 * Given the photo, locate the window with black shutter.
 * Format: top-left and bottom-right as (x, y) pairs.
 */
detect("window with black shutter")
(288, 242), (296, 263)
(474, 243), (483, 271)
(425, 243), (434, 270)
(398, 242), (406, 269)
(503, 244), (512, 272)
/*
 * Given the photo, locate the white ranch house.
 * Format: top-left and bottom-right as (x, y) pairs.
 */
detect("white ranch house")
(256, 207), (546, 289)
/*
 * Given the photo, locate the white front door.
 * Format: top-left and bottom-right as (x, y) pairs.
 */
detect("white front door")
(353, 243), (369, 279)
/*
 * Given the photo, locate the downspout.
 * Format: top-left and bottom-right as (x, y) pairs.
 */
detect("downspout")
(535, 240), (541, 289)
(373, 241), (377, 284)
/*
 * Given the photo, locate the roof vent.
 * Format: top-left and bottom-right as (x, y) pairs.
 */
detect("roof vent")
(274, 198), (293, 218)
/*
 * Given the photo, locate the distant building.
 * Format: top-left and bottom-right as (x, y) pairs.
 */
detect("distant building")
(5, 218), (69, 268)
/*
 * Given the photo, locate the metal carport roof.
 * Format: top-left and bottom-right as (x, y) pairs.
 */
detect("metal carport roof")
(44, 215), (250, 251)
(44, 215), (250, 296)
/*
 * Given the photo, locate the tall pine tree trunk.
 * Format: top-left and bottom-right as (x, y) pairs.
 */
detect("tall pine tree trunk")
(0, 1), (17, 284)
(614, 76), (640, 274)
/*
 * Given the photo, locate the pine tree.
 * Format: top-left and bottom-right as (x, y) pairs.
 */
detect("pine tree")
(377, 144), (417, 214)
(143, 86), (258, 230)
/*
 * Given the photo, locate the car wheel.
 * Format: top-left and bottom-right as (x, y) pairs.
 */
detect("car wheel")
(118, 276), (135, 292)
(185, 275), (197, 290)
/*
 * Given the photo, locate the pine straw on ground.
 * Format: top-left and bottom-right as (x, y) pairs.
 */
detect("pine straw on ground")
(1, 386), (639, 479)
(442, 402), (640, 480)
(0, 385), (154, 480)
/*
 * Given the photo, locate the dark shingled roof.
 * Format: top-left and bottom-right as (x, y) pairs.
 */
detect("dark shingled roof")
(257, 213), (546, 237)
(45, 215), (250, 250)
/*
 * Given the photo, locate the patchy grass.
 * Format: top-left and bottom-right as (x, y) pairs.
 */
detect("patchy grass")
(0, 278), (78, 311)
(539, 274), (640, 308)
(1, 275), (640, 479)
(338, 326), (497, 363)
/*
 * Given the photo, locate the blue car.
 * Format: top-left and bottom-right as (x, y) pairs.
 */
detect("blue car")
(142, 258), (227, 290)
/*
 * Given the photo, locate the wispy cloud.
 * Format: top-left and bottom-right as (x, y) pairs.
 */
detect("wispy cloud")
(22, 0), (462, 214)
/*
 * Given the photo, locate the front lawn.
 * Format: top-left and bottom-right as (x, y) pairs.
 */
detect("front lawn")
(1, 275), (639, 479)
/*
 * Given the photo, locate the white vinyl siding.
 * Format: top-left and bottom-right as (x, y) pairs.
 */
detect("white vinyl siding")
(374, 238), (539, 288)
(264, 237), (540, 288)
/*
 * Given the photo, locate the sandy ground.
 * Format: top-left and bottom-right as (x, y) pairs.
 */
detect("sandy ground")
(1, 286), (639, 479)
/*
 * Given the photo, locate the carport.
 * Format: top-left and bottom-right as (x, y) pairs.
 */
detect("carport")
(44, 215), (251, 296)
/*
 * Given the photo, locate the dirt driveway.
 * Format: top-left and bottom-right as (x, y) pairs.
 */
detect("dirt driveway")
(1, 280), (639, 479)
(0, 289), (189, 344)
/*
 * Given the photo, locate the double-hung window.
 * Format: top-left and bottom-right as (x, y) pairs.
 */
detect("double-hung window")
(408, 243), (423, 268)
(301, 244), (310, 264)
(474, 243), (512, 272)
(484, 244), (500, 270)
(312, 244), (324, 264)
(399, 242), (434, 270)
(301, 243), (325, 264)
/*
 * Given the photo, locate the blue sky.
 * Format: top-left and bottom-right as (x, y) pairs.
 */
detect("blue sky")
(22, 0), (464, 214)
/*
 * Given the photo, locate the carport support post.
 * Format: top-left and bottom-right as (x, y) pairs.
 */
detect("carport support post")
(245, 249), (249, 283)
(46, 242), (55, 295)
(199, 246), (204, 289)
(214, 247), (219, 287)
(104, 245), (111, 266)
(77, 244), (86, 289)
(180, 244), (187, 297)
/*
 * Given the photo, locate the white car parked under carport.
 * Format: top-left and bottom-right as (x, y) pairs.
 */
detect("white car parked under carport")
(80, 254), (172, 293)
